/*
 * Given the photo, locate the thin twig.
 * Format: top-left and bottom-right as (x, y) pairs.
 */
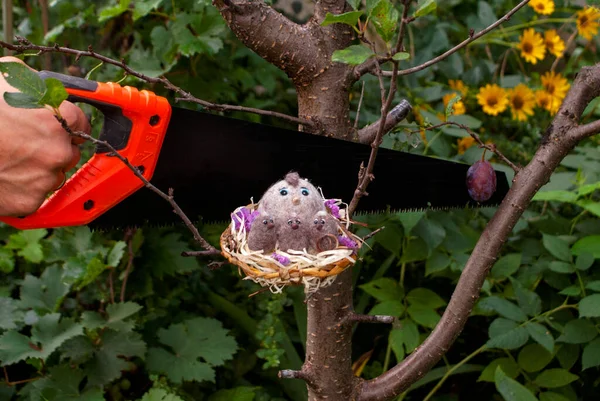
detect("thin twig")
(54, 116), (219, 253)
(349, 313), (394, 324)
(354, 81), (366, 131)
(181, 249), (223, 257)
(4, 367), (41, 386)
(0, 38), (313, 127)
(362, 226), (385, 241)
(120, 228), (136, 303)
(354, 0), (531, 78)
(108, 269), (115, 304)
(413, 121), (521, 173)
(392, 0), (412, 55)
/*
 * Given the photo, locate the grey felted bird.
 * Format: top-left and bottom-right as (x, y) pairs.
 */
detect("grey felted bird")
(309, 210), (340, 252)
(252, 172), (328, 253)
(277, 212), (311, 252)
(247, 211), (277, 253)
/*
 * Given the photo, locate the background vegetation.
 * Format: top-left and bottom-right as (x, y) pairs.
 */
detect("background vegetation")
(1, 0), (599, 400)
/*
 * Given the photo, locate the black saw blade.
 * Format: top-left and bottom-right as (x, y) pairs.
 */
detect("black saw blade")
(89, 107), (509, 229)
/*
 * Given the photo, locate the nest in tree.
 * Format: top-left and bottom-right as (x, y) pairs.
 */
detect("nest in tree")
(220, 201), (363, 294)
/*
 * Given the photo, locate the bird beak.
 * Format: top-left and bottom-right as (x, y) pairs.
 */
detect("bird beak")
(291, 223), (299, 230)
(292, 196), (300, 205)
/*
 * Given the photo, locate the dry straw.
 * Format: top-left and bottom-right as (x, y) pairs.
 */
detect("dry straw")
(220, 200), (363, 294)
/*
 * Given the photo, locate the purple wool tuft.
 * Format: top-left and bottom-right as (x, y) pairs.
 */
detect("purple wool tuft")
(324, 199), (340, 219)
(338, 236), (357, 249)
(232, 207), (260, 231)
(271, 252), (290, 265)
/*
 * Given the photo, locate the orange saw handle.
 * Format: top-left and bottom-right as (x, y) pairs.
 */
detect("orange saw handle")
(0, 72), (172, 229)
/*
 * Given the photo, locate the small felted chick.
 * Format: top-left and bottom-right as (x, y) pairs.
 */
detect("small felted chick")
(277, 212), (310, 252)
(310, 210), (340, 252)
(247, 212), (277, 253)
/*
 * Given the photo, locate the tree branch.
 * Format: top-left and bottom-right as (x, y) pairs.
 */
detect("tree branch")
(314, 0), (349, 21)
(0, 38), (312, 127)
(358, 62), (600, 401)
(357, 100), (412, 144)
(353, 0), (531, 79)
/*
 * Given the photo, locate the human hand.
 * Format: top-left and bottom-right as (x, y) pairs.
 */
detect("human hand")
(0, 57), (91, 217)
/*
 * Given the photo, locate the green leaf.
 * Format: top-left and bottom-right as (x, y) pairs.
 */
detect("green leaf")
(84, 330), (146, 387)
(445, 94), (461, 119)
(0, 248), (15, 273)
(395, 212), (424, 234)
(532, 190), (578, 203)
(556, 344), (579, 370)
(25, 365), (104, 401)
(512, 280), (542, 317)
(518, 343), (553, 373)
(369, 300), (405, 317)
(209, 387), (257, 401)
(491, 254), (522, 279)
(107, 241), (127, 266)
(559, 286), (581, 296)
(346, 0), (361, 10)
(406, 287), (446, 309)
(478, 296), (527, 322)
(75, 257), (107, 291)
(575, 252), (594, 271)
(586, 280), (600, 292)
(133, 0), (164, 20)
(370, 0), (399, 43)
(141, 388), (185, 401)
(321, 11), (363, 27)
(0, 62), (46, 100)
(142, 232), (200, 277)
(4, 92), (44, 109)
(413, 218), (446, 252)
(582, 338), (600, 370)
(407, 304), (440, 328)
(487, 318), (529, 350)
(414, 0), (437, 17)
(534, 369), (578, 388)
(400, 318), (420, 353)
(543, 234), (572, 262)
(557, 319), (597, 344)
(360, 278), (403, 302)
(147, 317), (237, 383)
(389, 328), (405, 362)
(425, 250), (450, 275)
(392, 52), (410, 61)
(0, 298), (19, 330)
(0, 314), (83, 365)
(576, 199), (600, 218)
(7, 229), (47, 263)
(495, 367), (538, 401)
(107, 302), (143, 323)
(98, 0), (129, 22)
(571, 235), (600, 259)
(478, 358), (519, 382)
(548, 261), (574, 274)
(20, 265), (70, 313)
(526, 322), (555, 353)
(39, 78), (68, 108)
(579, 294), (600, 317)
(539, 393), (570, 401)
(332, 45), (375, 65)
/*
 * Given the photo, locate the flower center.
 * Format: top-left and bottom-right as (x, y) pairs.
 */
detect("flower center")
(547, 84), (555, 95)
(513, 96), (524, 109)
(580, 16), (588, 26)
(523, 42), (533, 53)
(487, 96), (498, 107)
(536, 4), (544, 11)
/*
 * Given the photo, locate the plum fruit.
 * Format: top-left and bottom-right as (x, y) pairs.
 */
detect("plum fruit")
(466, 160), (497, 202)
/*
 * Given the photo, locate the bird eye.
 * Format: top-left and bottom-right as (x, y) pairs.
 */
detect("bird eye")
(287, 220), (293, 225)
(262, 219), (268, 225)
(320, 219), (325, 225)
(269, 218), (274, 223)
(301, 187), (309, 196)
(295, 219), (301, 224)
(314, 219), (319, 224)
(279, 188), (288, 196)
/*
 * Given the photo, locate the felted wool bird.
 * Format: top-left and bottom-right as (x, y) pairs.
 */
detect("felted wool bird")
(250, 172), (327, 252)
(277, 212), (311, 252)
(310, 210), (340, 252)
(247, 211), (277, 253)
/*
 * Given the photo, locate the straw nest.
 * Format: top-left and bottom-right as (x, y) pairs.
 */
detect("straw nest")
(220, 200), (363, 294)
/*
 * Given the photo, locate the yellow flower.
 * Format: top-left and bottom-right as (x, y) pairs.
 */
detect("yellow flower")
(449, 80), (469, 97)
(544, 30), (565, 58)
(535, 90), (561, 114)
(577, 7), (600, 40)
(517, 29), (546, 64)
(443, 93), (466, 115)
(457, 136), (476, 154)
(529, 0), (555, 15)
(541, 71), (570, 100)
(508, 84), (535, 121)
(477, 84), (509, 116)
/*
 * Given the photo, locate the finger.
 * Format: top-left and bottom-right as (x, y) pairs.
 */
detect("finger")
(64, 144), (81, 171)
(59, 101), (91, 135)
(53, 170), (67, 191)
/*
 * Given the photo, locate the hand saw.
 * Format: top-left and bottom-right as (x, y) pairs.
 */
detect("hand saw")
(0, 72), (509, 230)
